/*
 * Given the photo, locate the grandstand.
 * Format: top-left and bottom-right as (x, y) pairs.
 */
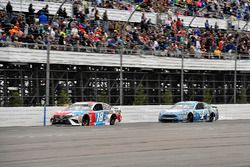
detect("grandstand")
(0, 0), (249, 106)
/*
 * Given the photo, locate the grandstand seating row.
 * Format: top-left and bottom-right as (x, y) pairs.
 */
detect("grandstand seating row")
(1, 0), (249, 31)
(1, 0), (73, 16)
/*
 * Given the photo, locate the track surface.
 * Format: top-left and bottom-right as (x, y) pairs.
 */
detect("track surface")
(0, 120), (250, 167)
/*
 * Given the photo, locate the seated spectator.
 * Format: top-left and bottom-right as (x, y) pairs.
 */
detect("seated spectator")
(0, 33), (8, 47)
(213, 47), (222, 59)
(39, 12), (48, 25)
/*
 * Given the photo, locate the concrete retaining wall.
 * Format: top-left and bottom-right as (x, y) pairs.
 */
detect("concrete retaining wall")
(0, 104), (249, 127)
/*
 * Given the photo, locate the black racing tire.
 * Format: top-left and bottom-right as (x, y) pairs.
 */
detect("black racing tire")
(110, 115), (116, 125)
(50, 118), (56, 125)
(208, 113), (215, 122)
(187, 113), (194, 123)
(82, 115), (89, 126)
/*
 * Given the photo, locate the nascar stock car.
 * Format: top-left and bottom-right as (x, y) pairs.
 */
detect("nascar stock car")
(159, 101), (219, 123)
(50, 102), (122, 126)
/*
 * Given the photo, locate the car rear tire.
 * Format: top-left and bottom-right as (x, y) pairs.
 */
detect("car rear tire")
(209, 113), (215, 122)
(82, 115), (89, 126)
(187, 113), (194, 123)
(50, 118), (55, 125)
(110, 115), (116, 125)
(51, 121), (55, 125)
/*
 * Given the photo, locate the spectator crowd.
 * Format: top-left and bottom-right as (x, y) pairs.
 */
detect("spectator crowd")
(74, 0), (250, 21)
(0, 1), (249, 58)
(36, 0), (250, 21)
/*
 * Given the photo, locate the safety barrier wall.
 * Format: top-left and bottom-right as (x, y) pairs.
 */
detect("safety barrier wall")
(0, 104), (249, 127)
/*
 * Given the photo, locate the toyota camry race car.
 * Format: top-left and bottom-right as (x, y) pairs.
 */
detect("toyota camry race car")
(50, 102), (122, 126)
(159, 101), (219, 123)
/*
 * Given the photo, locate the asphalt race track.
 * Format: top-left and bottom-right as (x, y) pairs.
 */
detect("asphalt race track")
(0, 120), (250, 167)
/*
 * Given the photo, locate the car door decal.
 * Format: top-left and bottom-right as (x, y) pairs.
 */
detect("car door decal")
(200, 111), (204, 120)
(97, 112), (104, 122)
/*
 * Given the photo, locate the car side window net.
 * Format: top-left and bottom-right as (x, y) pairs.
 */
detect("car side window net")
(93, 104), (103, 111)
(196, 103), (204, 110)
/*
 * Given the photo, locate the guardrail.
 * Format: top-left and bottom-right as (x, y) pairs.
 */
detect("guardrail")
(0, 104), (249, 127)
(1, 41), (249, 60)
(0, 41), (141, 56)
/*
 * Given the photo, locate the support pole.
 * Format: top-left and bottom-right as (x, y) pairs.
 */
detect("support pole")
(234, 55), (237, 104)
(44, 44), (50, 127)
(120, 49), (123, 105)
(43, 0), (67, 126)
(181, 53), (184, 101)
(234, 35), (239, 104)
(43, 104), (47, 127)
(118, 3), (146, 105)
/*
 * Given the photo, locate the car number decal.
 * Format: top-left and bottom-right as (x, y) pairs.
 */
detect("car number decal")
(97, 112), (104, 122)
(200, 111), (204, 119)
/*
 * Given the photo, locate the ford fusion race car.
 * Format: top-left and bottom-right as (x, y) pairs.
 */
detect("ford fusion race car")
(159, 101), (219, 123)
(50, 102), (122, 126)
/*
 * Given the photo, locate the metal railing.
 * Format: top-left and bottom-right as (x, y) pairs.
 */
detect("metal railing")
(1, 41), (249, 60)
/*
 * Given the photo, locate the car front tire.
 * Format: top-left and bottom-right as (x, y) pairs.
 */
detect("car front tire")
(187, 113), (194, 123)
(82, 115), (89, 126)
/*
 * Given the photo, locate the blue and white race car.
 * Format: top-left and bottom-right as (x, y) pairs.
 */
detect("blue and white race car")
(159, 101), (219, 123)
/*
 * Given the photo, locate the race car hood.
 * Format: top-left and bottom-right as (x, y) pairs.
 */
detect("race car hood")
(53, 111), (71, 116)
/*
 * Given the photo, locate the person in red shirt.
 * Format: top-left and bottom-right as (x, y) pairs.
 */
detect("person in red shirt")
(218, 40), (224, 51)
(176, 18), (183, 30)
